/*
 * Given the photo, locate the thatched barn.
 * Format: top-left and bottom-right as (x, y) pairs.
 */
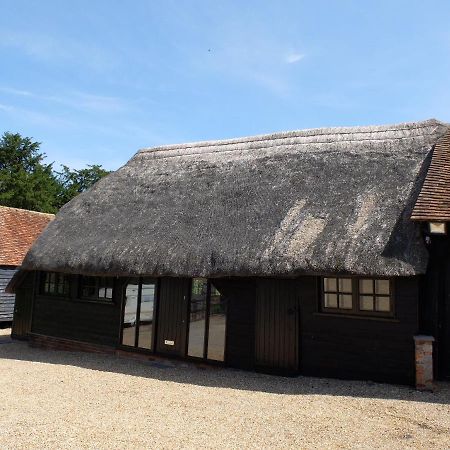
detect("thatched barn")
(9, 119), (450, 386)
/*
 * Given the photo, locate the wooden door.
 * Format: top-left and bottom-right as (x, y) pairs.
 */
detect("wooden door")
(255, 279), (300, 374)
(440, 261), (450, 379)
(11, 272), (35, 339)
(156, 278), (190, 356)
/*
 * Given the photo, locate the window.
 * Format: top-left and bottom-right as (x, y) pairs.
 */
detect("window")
(323, 277), (353, 310)
(321, 277), (393, 317)
(41, 272), (70, 296)
(187, 278), (227, 362)
(121, 278), (157, 350)
(80, 276), (114, 301)
(359, 279), (391, 313)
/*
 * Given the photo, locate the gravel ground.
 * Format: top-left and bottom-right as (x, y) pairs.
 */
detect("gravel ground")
(0, 328), (449, 449)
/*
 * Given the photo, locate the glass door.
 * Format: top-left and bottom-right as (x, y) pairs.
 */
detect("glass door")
(187, 278), (227, 362)
(121, 278), (157, 350)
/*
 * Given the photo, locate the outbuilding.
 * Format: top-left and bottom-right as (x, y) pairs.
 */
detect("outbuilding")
(0, 206), (53, 324)
(9, 119), (450, 386)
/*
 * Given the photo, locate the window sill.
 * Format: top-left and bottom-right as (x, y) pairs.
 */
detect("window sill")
(36, 294), (115, 306)
(313, 312), (399, 323)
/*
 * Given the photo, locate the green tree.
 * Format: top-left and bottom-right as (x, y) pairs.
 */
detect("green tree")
(55, 164), (110, 208)
(0, 132), (60, 213)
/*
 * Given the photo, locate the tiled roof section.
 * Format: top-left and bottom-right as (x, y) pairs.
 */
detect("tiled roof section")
(0, 206), (54, 266)
(411, 129), (450, 221)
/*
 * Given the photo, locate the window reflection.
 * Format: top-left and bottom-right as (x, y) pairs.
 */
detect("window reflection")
(122, 281), (139, 347)
(187, 278), (208, 358)
(207, 283), (227, 361)
(187, 279), (227, 361)
(121, 278), (157, 349)
(138, 280), (156, 349)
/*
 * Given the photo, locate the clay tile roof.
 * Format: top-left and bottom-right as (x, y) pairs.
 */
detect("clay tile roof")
(0, 206), (54, 266)
(411, 129), (450, 221)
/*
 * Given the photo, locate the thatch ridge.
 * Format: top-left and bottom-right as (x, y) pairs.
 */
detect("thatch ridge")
(139, 119), (444, 155)
(21, 119), (449, 278)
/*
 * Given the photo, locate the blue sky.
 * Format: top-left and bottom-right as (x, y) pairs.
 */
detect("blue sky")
(0, 1), (449, 170)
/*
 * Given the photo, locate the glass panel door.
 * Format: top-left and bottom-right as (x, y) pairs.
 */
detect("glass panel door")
(187, 278), (208, 358)
(122, 280), (139, 347)
(121, 278), (157, 350)
(137, 279), (156, 350)
(187, 278), (227, 362)
(207, 283), (227, 361)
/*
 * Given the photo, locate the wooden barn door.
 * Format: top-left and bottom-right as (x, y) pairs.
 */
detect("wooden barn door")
(11, 272), (35, 339)
(441, 260), (450, 379)
(255, 279), (300, 374)
(156, 278), (190, 356)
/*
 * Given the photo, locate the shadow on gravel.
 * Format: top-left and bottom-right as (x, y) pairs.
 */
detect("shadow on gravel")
(1, 331), (449, 405)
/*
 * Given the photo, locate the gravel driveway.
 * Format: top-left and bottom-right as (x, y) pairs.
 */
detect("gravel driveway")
(0, 328), (449, 449)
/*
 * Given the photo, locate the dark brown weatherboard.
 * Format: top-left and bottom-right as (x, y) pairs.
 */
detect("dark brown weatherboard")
(412, 129), (450, 221)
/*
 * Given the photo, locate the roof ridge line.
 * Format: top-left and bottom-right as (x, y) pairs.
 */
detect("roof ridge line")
(138, 119), (444, 156)
(0, 205), (55, 217)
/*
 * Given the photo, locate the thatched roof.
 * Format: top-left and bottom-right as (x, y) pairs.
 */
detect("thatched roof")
(21, 119), (449, 278)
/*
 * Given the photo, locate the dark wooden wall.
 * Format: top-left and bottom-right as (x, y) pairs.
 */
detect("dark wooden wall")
(214, 278), (256, 370)
(0, 266), (17, 322)
(14, 271), (424, 384)
(31, 275), (122, 347)
(298, 276), (419, 385)
(423, 235), (450, 379)
(156, 277), (189, 356)
(255, 279), (300, 374)
(11, 271), (35, 338)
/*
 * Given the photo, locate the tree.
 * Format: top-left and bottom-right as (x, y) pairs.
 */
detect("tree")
(0, 131), (111, 213)
(55, 165), (110, 208)
(0, 132), (60, 213)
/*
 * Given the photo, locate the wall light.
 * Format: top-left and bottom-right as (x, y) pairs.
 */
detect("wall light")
(428, 222), (447, 235)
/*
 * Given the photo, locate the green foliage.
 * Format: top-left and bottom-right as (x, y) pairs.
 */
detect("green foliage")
(0, 132), (110, 213)
(56, 164), (110, 208)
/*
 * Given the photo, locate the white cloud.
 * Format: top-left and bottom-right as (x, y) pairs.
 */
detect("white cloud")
(0, 102), (71, 127)
(285, 52), (305, 64)
(0, 30), (115, 72)
(0, 86), (130, 113)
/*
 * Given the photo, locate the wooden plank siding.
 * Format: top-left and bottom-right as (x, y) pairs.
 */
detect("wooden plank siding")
(255, 279), (300, 374)
(155, 277), (189, 356)
(12, 272), (423, 384)
(0, 267), (17, 322)
(30, 275), (122, 347)
(422, 235), (450, 379)
(11, 271), (35, 338)
(298, 276), (419, 385)
(213, 278), (256, 370)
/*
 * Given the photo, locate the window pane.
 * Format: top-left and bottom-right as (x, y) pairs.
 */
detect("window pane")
(375, 280), (390, 295)
(138, 279), (156, 350)
(339, 294), (352, 309)
(98, 287), (106, 298)
(207, 284), (227, 361)
(188, 278), (207, 358)
(360, 295), (374, 311)
(375, 296), (390, 312)
(339, 278), (352, 293)
(105, 288), (113, 299)
(122, 281), (139, 346)
(82, 285), (97, 298)
(324, 293), (338, 308)
(323, 277), (337, 292)
(359, 279), (373, 294)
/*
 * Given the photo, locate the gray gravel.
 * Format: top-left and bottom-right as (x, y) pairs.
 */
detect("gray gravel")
(0, 328), (449, 449)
